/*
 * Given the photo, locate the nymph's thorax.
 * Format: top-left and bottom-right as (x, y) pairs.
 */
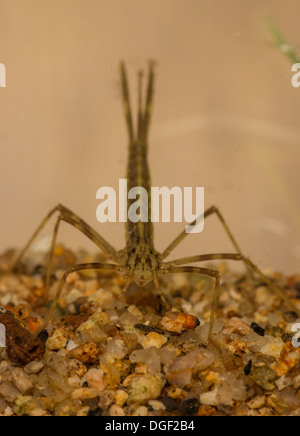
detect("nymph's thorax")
(118, 240), (162, 287)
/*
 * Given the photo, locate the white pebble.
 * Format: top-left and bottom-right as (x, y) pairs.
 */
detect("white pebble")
(141, 332), (167, 349)
(46, 327), (69, 351)
(109, 404), (125, 416)
(200, 388), (219, 406)
(24, 361), (44, 375)
(247, 395), (265, 410)
(148, 400), (166, 411)
(84, 368), (106, 392)
(260, 337), (284, 359)
(132, 406), (148, 416)
(12, 368), (33, 394)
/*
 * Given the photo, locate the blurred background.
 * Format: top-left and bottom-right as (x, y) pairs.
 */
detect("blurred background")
(0, 0), (299, 273)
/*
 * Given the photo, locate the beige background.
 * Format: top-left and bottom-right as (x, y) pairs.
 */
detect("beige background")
(0, 0), (300, 273)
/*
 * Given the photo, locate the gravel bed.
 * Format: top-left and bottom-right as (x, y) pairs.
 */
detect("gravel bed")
(0, 246), (300, 416)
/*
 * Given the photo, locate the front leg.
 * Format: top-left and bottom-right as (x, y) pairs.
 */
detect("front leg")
(10, 204), (118, 291)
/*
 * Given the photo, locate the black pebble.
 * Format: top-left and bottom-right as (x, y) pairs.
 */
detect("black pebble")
(250, 322), (265, 337)
(162, 395), (178, 412)
(38, 330), (49, 342)
(88, 408), (102, 417)
(244, 359), (252, 376)
(134, 323), (165, 335)
(283, 311), (299, 322)
(179, 398), (200, 416)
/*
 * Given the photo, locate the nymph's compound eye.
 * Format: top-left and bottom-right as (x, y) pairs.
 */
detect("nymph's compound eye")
(0, 307), (6, 314)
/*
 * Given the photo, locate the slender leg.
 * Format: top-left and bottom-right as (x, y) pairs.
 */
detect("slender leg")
(162, 252), (300, 316)
(160, 265), (220, 342)
(45, 215), (61, 293)
(161, 206), (243, 260)
(152, 271), (171, 313)
(10, 204), (118, 272)
(37, 262), (122, 335)
(123, 274), (133, 293)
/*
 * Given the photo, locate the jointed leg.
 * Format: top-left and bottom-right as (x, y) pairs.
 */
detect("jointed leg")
(45, 215), (62, 293)
(161, 206), (243, 260)
(11, 204), (118, 273)
(37, 262), (122, 335)
(160, 265), (220, 342)
(152, 271), (171, 313)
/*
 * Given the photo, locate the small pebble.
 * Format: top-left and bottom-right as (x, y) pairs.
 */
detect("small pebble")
(199, 388), (219, 406)
(88, 407), (102, 417)
(244, 359), (252, 376)
(141, 332), (168, 349)
(247, 395), (265, 410)
(38, 330), (49, 342)
(148, 400), (166, 411)
(250, 322), (265, 337)
(162, 395), (178, 412)
(109, 404), (125, 416)
(84, 369), (106, 392)
(11, 368), (33, 394)
(161, 311), (200, 334)
(179, 397), (200, 415)
(164, 348), (216, 388)
(29, 408), (49, 417)
(134, 323), (165, 335)
(24, 361), (44, 375)
(69, 343), (101, 364)
(132, 406), (148, 416)
(71, 388), (99, 401)
(0, 383), (21, 402)
(127, 374), (165, 405)
(223, 317), (252, 336)
(275, 375), (293, 391)
(115, 389), (128, 407)
(260, 337), (284, 359)
(46, 327), (69, 351)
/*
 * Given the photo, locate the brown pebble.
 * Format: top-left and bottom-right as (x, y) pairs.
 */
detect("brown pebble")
(69, 343), (102, 364)
(161, 311), (200, 334)
(65, 314), (90, 331)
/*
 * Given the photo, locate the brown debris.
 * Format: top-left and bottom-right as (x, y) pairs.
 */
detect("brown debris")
(0, 310), (45, 365)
